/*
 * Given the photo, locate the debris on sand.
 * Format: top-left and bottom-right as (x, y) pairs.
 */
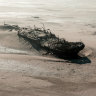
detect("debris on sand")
(0, 24), (85, 58)
(0, 24), (20, 31)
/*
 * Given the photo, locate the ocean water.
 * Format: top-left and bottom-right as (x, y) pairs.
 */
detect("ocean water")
(0, 0), (96, 24)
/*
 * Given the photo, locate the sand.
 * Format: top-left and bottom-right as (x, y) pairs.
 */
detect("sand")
(0, 27), (95, 96)
(0, 0), (96, 95)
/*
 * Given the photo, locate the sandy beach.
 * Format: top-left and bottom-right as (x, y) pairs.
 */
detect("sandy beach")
(0, 0), (96, 96)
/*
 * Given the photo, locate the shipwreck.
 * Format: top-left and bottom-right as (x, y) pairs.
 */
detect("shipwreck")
(17, 26), (85, 58)
(0, 24), (85, 58)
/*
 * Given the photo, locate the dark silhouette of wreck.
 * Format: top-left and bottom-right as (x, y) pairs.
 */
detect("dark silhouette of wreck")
(0, 24), (85, 59)
(17, 26), (85, 58)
